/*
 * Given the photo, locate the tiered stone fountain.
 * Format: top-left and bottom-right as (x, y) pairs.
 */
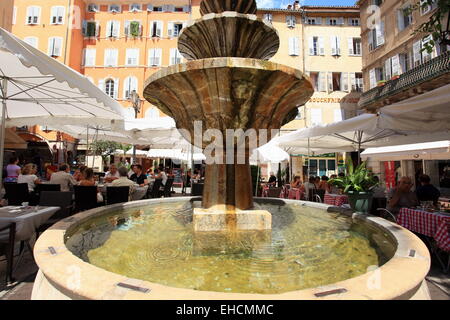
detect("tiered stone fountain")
(144, 0), (314, 231)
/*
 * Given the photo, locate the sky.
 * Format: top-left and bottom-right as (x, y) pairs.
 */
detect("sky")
(256, 0), (357, 8)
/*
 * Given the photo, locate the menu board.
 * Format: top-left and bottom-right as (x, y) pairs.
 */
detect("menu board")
(173, 168), (183, 184)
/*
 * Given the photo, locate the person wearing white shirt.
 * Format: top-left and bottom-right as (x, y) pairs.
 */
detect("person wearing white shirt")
(112, 166), (136, 198)
(50, 164), (77, 192)
(18, 163), (41, 192)
(104, 164), (120, 183)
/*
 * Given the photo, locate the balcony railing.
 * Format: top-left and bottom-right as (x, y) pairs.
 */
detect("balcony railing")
(359, 50), (450, 109)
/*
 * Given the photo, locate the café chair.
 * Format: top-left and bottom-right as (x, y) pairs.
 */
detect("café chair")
(162, 178), (175, 198)
(0, 222), (16, 285)
(36, 191), (74, 237)
(148, 179), (163, 198)
(266, 187), (282, 198)
(376, 208), (397, 223)
(74, 186), (98, 212)
(35, 184), (61, 194)
(106, 186), (130, 205)
(4, 183), (29, 205)
(191, 182), (204, 196)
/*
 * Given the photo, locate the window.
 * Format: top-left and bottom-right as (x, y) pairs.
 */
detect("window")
(309, 36), (324, 56)
(420, 0), (437, 15)
(153, 6), (163, 12)
(330, 36), (341, 56)
(26, 6), (40, 25)
(146, 108), (160, 118)
(348, 37), (361, 56)
(369, 69), (376, 89)
(309, 72), (326, 91)
(348, 18), (360, 26)
(306, 17), (322, 25)
(129, 4), (142, 12)
(104, 49), (118, 67)
(371, 0), (383, 6)
(106, 21), (120, 38)
(384, 57), (392, 80)
(175, 7), (184, 12)
(263, 13), (273, 22)
(399, 52), (410, 73)
(329, 72), (348, 91)
(288, 37), (299, 56)
(50, 6), (64, 25)
(368, 20), (384, 51)
(123, 77), (138, 99)
(170, 48), (182, 65)
(109, 5), (121, 13)
(24, 37), (38, 48)
(310, 109), (322, 126)
(125, 21), (142, 37)
(376, 67), (384, 82)
(87, 4), (99, 13)
(148, 48), (162, 66)
(351, 73), (363, 92)
(397, 4), (412, 31)
(334, 110), (343, 122)
(105, 79), (115, 98)
(163, 5), (175, 12)
(286, 15), (296, 28)
(83, 48), (96, 66)
(168, 22), (184, 37)
(47, 37), (62, 57)
(326, 17), (344, 26)
(126, 48), (140, 66)
(150, 21), (163, 38)
(82, 21), (99, 37)
(421, 35), (434, 62)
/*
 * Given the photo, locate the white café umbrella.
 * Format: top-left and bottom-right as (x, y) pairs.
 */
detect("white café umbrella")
(0, 27), (125, 183)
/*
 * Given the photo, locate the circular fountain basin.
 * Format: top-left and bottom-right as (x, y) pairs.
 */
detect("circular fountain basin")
(32, 198), (430, 300)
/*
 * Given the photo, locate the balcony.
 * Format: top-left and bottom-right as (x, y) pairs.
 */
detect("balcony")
(359, 51), (450, 111)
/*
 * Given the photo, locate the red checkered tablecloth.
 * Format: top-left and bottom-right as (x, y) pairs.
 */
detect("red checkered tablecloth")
(324, 194), (349, 206)
(398, 208), (450, 252)
(287, 188), (304, 200)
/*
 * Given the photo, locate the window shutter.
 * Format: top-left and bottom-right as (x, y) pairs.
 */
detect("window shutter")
(327, 72), (333, 91)
(348, 37), (354, 55)
(350, 73), (356, 91)
(326, 18), (331, 25)
(319, 37), (325, 55)
(86, 49), (95, 66)
(168, 22), (174, 37)
(377, 21), (385, 45)
(183, 5), (190, 12)
(316, 17), (322, 25)
(331, 36), (337, 55)
(369, 69), (376, 89)
(82, 20), (87, 36)
(82, 49), (86, 66)
(294, 37), (299, 56)
(55, 38), (62, 56)
(95, 22), (100, 37)
(338, 17), (344, 25)
(368, 30), (374, 51)
(334, 110), (343, 122)
(391, 55), (400, 76)
(385, 58), (392, 79)
(106, 21), (112, 37)
(98, 79), (105, 93)
(341, 73), (348, 91)
(147, 4), (154, 12)
(113, 21), (120, 38)
(51, 7), (57, 24)
(318, 72), (326, 92)
(124, 21), (130, 37)
(288, 37), (294, 55)
(156, 48), (162, 66)
(157, 21), (163, 37)
(114, 78), (119, 99)
(308, 37), (314, 55)
(413, 40), (422, 66)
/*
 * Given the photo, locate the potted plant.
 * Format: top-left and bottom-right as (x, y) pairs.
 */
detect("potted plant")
(377, 80), (387, 87)
(390, 75), (400, 81)
(329, 159), (378, 213)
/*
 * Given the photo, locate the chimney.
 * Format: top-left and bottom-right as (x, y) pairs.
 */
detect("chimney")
(287, 5), (292, 10)
(293, 1), (300, 10)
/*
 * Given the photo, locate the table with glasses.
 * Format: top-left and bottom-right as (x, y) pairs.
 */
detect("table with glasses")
(324, 193), (349, 207)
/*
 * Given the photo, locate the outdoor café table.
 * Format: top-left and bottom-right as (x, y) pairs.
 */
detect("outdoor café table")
(397, 207), (450, 273)
(324, 193), (349, 207)
(287, 188), (304, 200)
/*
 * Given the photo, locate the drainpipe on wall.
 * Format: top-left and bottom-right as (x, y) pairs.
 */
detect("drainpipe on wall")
(63, 0), (72, 65)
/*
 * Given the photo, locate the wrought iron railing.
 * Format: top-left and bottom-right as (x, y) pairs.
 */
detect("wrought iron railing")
(359, 50), (450, 108)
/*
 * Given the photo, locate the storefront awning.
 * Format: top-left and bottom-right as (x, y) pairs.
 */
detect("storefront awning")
(361, 141), (450, 161)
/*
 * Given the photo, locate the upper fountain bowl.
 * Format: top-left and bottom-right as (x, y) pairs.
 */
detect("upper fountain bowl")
(200, 0), (257, 15)
(179, 12), (279, 61)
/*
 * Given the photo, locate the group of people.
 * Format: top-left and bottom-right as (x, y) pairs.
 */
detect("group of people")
(286, 174), (343, 200)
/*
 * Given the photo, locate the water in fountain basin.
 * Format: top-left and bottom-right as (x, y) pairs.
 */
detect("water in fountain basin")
(66, 200), (383, 294)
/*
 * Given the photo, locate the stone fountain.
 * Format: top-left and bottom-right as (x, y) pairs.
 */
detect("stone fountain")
(144, 0), (314, 231)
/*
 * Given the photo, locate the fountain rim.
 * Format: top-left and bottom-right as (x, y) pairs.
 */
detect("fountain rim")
(143, 57), (311, 91)
(32, 197), (430, 300)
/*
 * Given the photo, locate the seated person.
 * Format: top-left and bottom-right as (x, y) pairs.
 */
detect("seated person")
(290, 176), (302, 188)
(130, 165), (148, 187)
(111, 167), (136, 197)
(268, 172), (277, 185)
(303, 176), (317, 200)
(50, 164), (77, 192)
(387, 176), (419, 214)
(18, 163), (41, 193)
(154, 166), (168, 186)
(314, 176), (321, 189)
(416, 174), (441, 205)
(72, 165), (87, 182)
(79, 168), (103, 203)
(104, 164), (120, 183)
(318, 175), (331, 193)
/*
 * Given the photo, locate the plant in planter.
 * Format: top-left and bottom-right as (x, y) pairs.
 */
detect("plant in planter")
(329, 159), (378, 213)
(377, 80), (387, 87)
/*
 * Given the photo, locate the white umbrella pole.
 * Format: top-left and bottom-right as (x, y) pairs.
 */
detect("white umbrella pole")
(307, 137), (311, 178)
(86, 125), (89, 165)
(255, 164), (260, 197)
(0, 78), (7, 188)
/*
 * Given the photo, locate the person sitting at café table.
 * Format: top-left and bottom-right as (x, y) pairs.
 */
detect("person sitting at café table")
(387, 176), (419, 214)
(50, 164), (77, 192)
(314, 176), (321, 189)
(319, 175), (331, 193)
(5, 157), (21, 183)
(72, 165), (87, 182)
(79, 168), (103, 203)
(290, 176), (302, 188)
(302, 176), (317, 200)
(416, 174), (441, 206)
(155, 165), (168, 186)
(130, 165), (148, 187)
(18, 163), (42, 204)
(104, 164), (120, 183)
(112, 167), (136, 196)
(268, 172), (277, 185)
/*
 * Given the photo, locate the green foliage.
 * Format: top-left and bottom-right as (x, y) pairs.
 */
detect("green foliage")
(409, 0), (450, 53)
(130, 21), (141, 37)
(90, 141), (130, 166)
(329, 159), (378, 194)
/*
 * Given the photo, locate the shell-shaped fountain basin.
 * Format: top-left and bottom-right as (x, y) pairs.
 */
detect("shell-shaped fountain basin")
(143, 58), (314, 146)
(200, 0), (257, 15)
(178, 12), (279, 61)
